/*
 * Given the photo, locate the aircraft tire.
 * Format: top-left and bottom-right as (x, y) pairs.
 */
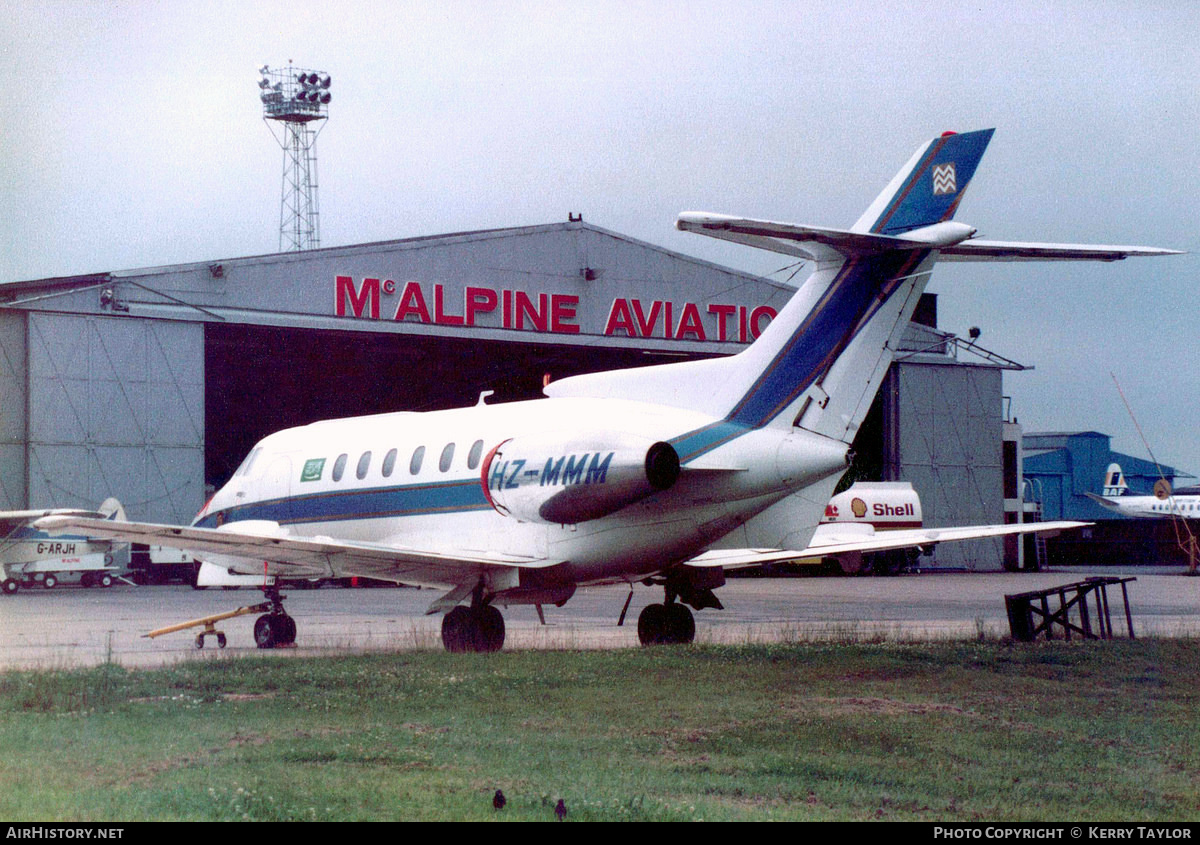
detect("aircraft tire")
(1, 579), (19, 595)
(278, 614), (297, 645)
(664, 603), (696, 644)
(637, 603), (669, 645)
(441, 606), (474, 653)
(475, 605), (505, 653)
(254, 614), (280, 649)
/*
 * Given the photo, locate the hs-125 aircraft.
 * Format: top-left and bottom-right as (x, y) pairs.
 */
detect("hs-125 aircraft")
(38, 129), (1178, 651)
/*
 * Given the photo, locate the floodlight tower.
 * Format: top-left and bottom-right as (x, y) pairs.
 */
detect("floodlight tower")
(257, 63), (331, 251)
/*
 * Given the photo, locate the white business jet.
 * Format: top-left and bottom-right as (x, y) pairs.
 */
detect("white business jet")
(37, 129), (1178, 651)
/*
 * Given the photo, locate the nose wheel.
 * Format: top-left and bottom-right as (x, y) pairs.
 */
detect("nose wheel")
(253, 612), (297, 648)
(252, 586), (296, 649)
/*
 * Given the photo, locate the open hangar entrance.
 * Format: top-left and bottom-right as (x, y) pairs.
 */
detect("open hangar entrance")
(203, 321), (718, 490)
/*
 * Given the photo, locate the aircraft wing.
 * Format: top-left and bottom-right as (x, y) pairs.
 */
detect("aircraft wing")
(33, 515), (562, 588)
(684, 520), (1090, 569)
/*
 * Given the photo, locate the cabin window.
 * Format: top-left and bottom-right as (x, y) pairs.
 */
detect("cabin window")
(382, 448), (397, 478)
(467, 439), (484, 470)
(409, 446), (425, 475)
(356, 451), (372, 480)
(332, 453), (348, 482)
(439, 442), (455, 472)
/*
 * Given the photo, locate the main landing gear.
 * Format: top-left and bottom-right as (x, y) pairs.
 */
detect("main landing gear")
(441, 584), (505, 653)
(634, 569), (724, 646)
(637, 600), (695, 645)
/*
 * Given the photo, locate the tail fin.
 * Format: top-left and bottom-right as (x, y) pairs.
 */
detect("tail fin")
(1103, 463), (1129, 497)
(852, 130), (994, 234)
(546, 130), (1173, 449)
(98, 497), (126, 521)
(550, 130), (993, 443)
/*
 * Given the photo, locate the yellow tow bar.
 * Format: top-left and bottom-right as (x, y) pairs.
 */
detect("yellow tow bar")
(144, 602), (273, 649)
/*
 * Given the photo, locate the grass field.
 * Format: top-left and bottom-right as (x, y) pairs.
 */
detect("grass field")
(1, 639), (1198, 822)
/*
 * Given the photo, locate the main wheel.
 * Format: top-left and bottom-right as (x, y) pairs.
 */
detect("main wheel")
(441, 606), (474, 653)
(475, 605), (505, 653)
(637, 603), (669, 645)
(664, 603), (696, 644)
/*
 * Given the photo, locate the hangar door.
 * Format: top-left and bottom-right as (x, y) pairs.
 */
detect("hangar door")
(204, 322), (715, 490)
(0, 311), (27, 510)
(26, 313), (205, 523)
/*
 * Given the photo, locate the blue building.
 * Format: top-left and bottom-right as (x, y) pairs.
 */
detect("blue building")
(1023, 431), (1181, 521)
(1024, 431), (1196, 566)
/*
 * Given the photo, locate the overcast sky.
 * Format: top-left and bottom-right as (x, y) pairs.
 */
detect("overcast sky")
(3, 0), (1197, 477)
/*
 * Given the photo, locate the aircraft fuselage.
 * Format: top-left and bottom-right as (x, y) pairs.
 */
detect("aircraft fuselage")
(194, 396), (850, 588)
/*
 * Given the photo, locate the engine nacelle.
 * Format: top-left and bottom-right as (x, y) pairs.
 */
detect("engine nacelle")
(481, 433), (680, 524)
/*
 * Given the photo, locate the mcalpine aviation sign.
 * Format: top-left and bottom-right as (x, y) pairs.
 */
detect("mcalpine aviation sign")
(334, 276), (777, 344)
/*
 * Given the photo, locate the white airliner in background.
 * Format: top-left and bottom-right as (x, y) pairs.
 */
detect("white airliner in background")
(38, 129), (1178, 651)
(1086, 463), (1200, 519)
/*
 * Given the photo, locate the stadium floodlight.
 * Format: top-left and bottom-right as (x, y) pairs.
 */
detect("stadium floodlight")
(256, 61), (332, 252)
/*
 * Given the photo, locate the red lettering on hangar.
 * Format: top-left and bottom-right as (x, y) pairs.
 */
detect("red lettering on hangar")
(334, 276), (775, 342)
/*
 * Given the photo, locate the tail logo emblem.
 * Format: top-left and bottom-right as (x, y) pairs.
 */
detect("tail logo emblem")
(932, 162), (957, 195)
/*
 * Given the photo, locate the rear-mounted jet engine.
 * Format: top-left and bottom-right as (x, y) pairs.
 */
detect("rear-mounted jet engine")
(481, 434), (680, 524)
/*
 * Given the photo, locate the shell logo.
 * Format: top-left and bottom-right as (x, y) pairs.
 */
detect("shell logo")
(851, 497), (868, 518)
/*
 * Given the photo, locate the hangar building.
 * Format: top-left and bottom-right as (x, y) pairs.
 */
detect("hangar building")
(0, 219), (1026, 569)
(1024, 431), (1196, 566)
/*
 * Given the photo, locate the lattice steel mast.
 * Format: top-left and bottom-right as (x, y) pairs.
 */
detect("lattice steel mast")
(257, 62), (331, 251)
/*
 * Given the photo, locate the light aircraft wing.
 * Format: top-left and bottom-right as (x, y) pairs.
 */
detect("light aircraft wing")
(33, 515), (562, 587)
(0, 508), (111, 523)
(684, 520), (1090, 569)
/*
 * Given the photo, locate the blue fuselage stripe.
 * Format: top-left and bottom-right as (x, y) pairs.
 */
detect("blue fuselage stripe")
(195, 480), (492, 528)
(725, 250), (926, 429)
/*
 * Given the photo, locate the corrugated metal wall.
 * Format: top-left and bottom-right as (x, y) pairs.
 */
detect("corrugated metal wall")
(25, 313), (204, 523)
(892, 362), (1005, 569)
(0, 310), (27, 510)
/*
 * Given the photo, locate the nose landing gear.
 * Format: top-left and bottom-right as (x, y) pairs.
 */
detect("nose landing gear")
(252, 587), (296, 649)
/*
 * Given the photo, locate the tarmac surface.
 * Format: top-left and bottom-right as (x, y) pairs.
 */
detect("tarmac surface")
(1, 567), (1198, 669)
